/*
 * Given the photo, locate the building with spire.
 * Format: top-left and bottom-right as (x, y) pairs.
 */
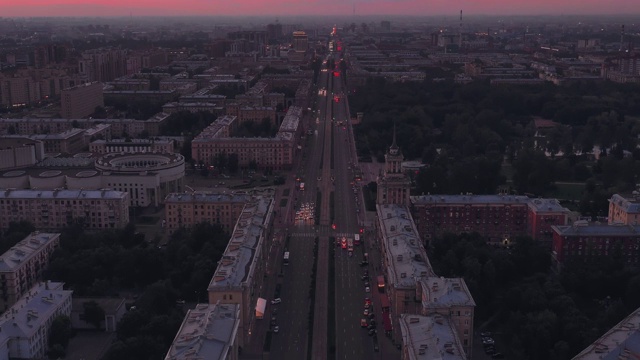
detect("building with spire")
(376, 124), (411, 205)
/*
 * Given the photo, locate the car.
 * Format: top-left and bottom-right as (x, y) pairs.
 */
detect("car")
(317, 177), (321, 181)
(370, 319), (376, 326)
(361, 275), (369, 280)
(271, 298), (282, 305)
(272, 308), (278, 315)
(270, 319), (277, 326)
(176, 299), (186, 305)
(483, 338), (495, 346)
(364, 281), (370, 287)
(368, 324), (376, 330)
(480, 331), (492, 337)
(369, 313), (375, 319)
(273, 326), (280, 333)
(484, 347), (496, 355)
(368, 329), (377, 336)
(365, 286), (370, 293)
(364, 303), (370, 309)
(374, 344), (379, 352)
(491, 353), (504, 359)
(363, 309), (369, 316)
(361, 319), (368, 327)
(365, 297), (371, 305)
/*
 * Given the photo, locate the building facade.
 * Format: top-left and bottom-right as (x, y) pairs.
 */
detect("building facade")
(0, 189), (130, 230)
(0, 137), (44, 170)
(527, 198), (571, 244)
(164, 193), (250, 234)
(608, 193), (640, 225)
(376, 128), (411, 206)
(399, 314), (467, 360)
(551, 223), (640, 270)
(0, 232), (60, 312)
(411, 195), (529, 245)
(60, 82), (104, 119)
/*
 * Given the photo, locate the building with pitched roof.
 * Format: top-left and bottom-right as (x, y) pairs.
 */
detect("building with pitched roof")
(572, 305), (640, 360)
(165, 302), (240, 360)
(609, 193), (640, 225)
(0, 232), (60, 312)
(399, 314), (467, 360)
(164, 193), (251, 234)
(207, 196), (274, 347)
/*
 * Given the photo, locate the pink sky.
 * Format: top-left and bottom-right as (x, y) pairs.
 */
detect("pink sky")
(1, 0), (639, 17)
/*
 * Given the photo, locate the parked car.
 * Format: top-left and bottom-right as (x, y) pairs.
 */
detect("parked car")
(368, 329), (377, 336)
(483, 338), (495, 346)
(365, 286), (370, 293)
(361, 319), (368, 327)
(271, 298), (282, 305)
(363, 309), (369, 316)
(480, 331), (492, 337)
(273, 326), (280, 333)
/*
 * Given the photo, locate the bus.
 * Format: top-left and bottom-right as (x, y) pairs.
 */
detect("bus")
(354, 234), (360, 246)
(377, 275), (385, 292)
(283, 252), (290, 265)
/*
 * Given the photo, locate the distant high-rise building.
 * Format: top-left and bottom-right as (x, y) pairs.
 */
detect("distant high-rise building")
(292, 31), (308, 52)
(60, 81), (103, 119)
(79, 48), (128, 82)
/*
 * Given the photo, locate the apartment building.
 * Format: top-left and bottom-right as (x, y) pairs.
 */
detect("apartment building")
(79, 48), (128, 82)
(527, 198), (571, 244)
(165, 302), (240, 360)
(192, 107), (301, 171)
(0, 281), (73, 360)
(376, 204), (436, 344)
(410, 195), (529, 245)
(0, 189), (130, 230)
(572, 305), (640, 359)
(89, 138), (175, 155)
(164, 193), (250, 234)
(207, 196), (275, 348)
(608, 193), (640, 225)
(31, 128), (86, 154)
(419, 277), (475, 357)
(551, 223), (640, 270)
(0, 137), (45, 170)
(60, 82), (104, 119)
(0, 232), (60, 312)
(399, 314), (467, 360)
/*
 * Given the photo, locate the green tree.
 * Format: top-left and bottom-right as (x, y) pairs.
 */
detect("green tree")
(82, 301), (106, 329)
(49, 315), (73, 348)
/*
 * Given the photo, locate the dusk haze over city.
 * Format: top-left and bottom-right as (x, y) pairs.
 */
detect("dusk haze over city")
(1, 1), (640, 360)
(2, 0), (640, 16)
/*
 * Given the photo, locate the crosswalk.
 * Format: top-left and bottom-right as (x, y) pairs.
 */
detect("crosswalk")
(289, 231), (355, 239)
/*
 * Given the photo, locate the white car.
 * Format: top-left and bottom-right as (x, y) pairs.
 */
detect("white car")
(365, 286), (370, 293)
(271, 298), (282, 305)
(273, 326), (280, 333)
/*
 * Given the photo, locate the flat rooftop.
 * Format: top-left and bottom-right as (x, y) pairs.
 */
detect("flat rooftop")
(0, 232), (60, 272)
(165, 192), (250, 204)
(552, 224), (640, 237)
(411, 194), (530, 206)
(278, 106), (302, 133)
(377, 204), (435, 289)
(0, 189), (128, 200)
(165, 303), (239, 360)
(208, 196), (273, 290)
(572, 305), (640, 360)
(399, 314), (467, 360)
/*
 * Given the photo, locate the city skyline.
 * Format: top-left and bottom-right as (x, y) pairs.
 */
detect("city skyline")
(2, 0), (640, 17)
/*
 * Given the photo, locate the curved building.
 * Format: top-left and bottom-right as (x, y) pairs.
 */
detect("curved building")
(95, 152), (185, 206)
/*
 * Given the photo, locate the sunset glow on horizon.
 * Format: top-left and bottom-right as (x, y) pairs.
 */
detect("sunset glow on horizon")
(2, 0), (640, 17)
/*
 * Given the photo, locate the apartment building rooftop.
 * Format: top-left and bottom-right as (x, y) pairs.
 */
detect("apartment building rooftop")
(165, 192), (250, 204)
(165, 302), (240, 360)
(527, 198), (571, 213)
(377, 204), (435, 289)
(208, 196), (273, 290)
(31, 128), (85, 141)
(609, 193), (640, 214)
(192, 115), (237, 142)
(278, 106), (302, 133)
(0, 232), (60, 272)
(552, 223), (640, 236)
(399, 314), (467, 360)
(0, 188), (128, 200)
(0, 281), (72, 339)
(420, 277), (475, 310)
(572, 305), (640, 360)
(411, 194), (529, 205)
